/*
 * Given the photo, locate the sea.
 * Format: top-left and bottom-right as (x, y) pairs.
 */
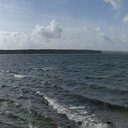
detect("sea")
(0, 53), (128, 128)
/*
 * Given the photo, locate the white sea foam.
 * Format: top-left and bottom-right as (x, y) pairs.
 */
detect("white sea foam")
(69, 106), (86, 110)
(36, 91), (110, 128)
(28, 123), (38, 128)
(33, 67), (53, 71)
(14, 74), (25, 78)
(42, 67), (53, 71)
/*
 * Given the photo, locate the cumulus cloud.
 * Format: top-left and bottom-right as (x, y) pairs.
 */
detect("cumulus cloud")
(123, 14), (128, 24)
(32, 20), (63, 40)
(0, 32), (26, 49)
(0, 20), (63, 49)
(104, 0), (123, 9)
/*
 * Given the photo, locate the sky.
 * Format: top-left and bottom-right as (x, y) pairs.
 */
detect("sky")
(0, 0), (128, 51)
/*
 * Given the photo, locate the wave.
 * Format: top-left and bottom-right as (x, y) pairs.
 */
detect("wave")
(85, 75), (108, 79)
(66, 91), (128, 111)
(0, 69), (26, 79)
(50, 84), (128, 110)
(36, 91), (111, 128)
(47, 84), (128, 111)
(0, 121), (25, 128)
(42, 83), (128, 111)
(99, 63), (115, 68)
(83, 84), (128, 95)
(1, 70), (18, 74)
(2, 111), (26, 121)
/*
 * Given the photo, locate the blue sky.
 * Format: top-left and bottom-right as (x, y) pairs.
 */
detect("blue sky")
(0, 0), (126, 29)
(0, 0), (128, 51)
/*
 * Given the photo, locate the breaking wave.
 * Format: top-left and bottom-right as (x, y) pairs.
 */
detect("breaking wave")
(36, 91), (111, 128)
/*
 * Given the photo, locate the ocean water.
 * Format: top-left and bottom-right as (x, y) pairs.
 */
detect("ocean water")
(0, 53), (128, 128)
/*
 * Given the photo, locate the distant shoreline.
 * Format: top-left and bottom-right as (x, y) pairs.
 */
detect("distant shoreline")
(0, 49), (102, 54)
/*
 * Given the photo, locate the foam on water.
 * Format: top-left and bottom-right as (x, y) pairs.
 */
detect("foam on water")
(36, 91), (111, 128)
(33, 67), (54, 71)
(14, 74), (25, 79)
(28, 123), (38, 128)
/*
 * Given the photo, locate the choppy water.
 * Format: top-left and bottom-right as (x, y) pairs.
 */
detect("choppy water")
(0, 53), (128, 128)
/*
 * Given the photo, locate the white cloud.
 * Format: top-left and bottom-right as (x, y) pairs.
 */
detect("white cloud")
(32, 20), (63, 40)
(0, 20), (128, 51)
(123, 14), (128, 24)
(95, 28), (113, 43)
(0, 20), (63, 49)
(60, 26), (128, 51)
(0, 31), (35, 49)
(104, 0), (123, 9)
(57, 26), (116, 50)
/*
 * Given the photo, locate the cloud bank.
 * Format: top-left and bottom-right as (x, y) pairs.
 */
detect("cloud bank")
(0, 20), (128, 51)
(104, 0), (123, 9)
(0, 32), (29, 49)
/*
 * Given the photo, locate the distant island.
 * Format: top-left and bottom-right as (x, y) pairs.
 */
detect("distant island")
(0, 49), (102, 54)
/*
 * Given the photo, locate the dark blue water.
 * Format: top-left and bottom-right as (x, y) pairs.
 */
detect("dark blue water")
(0, 53), (128, 128)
